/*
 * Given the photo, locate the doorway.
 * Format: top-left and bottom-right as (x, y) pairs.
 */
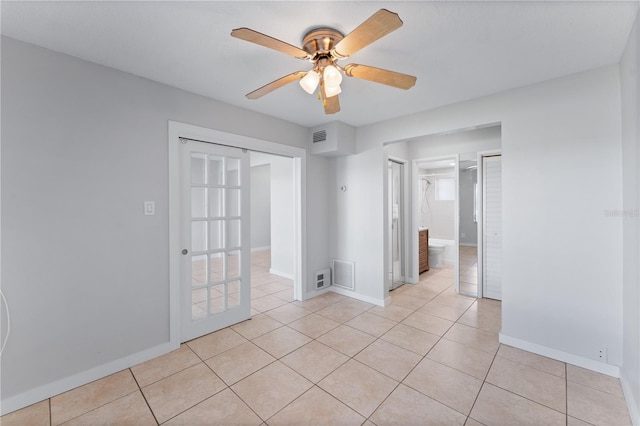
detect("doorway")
(168, 121), (306, 345)
(388, 159), (406, 290)
(249, 152), (296, 311)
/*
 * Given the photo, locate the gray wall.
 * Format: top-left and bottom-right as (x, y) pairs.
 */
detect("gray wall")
(0, 37), (330, 409)
(620, 9), (640, 423)
(459, 167), (478, 246)
(250, 164), (271, 249)
(343, 65), (625, 374)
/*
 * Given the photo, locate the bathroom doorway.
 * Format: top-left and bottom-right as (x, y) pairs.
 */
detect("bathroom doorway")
(388, 159), (406, 290)
(414, 157), (459, 291)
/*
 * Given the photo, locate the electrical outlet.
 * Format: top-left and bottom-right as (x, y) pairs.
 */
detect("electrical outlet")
(461, 232), (466, 238)
(598, 347), (608, 362)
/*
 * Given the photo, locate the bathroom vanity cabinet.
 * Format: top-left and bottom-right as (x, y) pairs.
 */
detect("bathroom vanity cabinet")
(419, 229), (429, 273)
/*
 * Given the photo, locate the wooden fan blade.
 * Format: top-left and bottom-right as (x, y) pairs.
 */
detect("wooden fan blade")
(246, 72), (306, 99)
(321, 84), (340, 114)
(231, 28), (309, 59)
(344, 64), (416, 90)
(332, 9), (403, 59)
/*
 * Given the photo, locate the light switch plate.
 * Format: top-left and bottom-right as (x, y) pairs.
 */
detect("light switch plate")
(144, 201), (155, 216)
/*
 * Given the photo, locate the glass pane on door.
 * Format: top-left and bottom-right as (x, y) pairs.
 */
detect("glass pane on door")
(188, 150), (247, 322)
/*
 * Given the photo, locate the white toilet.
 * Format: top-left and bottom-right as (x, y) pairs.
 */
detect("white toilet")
(428, 244), (446, 268)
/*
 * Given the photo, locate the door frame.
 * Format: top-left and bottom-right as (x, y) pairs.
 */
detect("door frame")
(476, 149), (502, 299)
(387, 157), (408, 290)
(168, 121), (306, 345)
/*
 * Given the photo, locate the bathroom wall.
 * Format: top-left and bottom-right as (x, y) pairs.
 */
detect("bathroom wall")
(417, 167), (456, 240)
(459, 167), (478, 246)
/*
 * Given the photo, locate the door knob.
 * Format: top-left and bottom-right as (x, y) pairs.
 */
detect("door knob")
(182, 249), (188, 255)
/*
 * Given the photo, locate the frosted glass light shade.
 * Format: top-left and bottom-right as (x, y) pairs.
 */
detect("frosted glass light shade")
(299, 71), (320, 94)
(323, 65), (342, 88)
(324, 83), (342, 98)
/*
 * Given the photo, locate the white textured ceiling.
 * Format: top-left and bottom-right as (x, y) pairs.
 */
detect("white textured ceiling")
(2, 1), (638, 128)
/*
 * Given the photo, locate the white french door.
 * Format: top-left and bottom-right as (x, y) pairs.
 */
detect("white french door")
(180, 139), (251, 341)
(482, 155), (502, 300)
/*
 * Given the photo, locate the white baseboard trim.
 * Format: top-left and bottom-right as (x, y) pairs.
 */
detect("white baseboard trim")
(499, 333), (621, 377)
(300, 286), (333, 301)
(621, 374), (640, 426)
(251, 246), (271, 252)
(1, 340), (178, 416)
(269, 269), (294, 280)
(330, 287), (385, 307)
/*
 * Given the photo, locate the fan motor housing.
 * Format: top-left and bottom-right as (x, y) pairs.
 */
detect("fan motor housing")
(302, 28), (344, 59)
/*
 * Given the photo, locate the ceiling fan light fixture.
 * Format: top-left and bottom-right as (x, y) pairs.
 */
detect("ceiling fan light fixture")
(299, 70), (320, 94)
(323, 64), (343, 88)
(324, 83), (342, 98)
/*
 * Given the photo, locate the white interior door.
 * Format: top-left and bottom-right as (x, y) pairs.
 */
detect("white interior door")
(180, 140), (250, 341)
(483, 155), (502, 300)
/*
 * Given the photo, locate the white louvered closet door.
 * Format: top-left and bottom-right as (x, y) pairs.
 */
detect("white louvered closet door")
(483, 156), (502, 300)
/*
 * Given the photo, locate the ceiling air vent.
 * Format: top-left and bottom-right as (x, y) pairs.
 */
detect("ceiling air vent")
(313, 130), (327, 143)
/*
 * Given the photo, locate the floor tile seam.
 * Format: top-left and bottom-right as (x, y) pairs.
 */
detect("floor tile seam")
(252, 340), (312, 361)
(262, 311), (314, 326)
(55, 388), (153, 426)
(50, 371), (142, 426)
(482, 380), (569, 416)
(395, 317), (453, 338)
(129, 367), (161, 425)
(566, 378), (628, 400)
(161, 385), (257, 425)
(492, 352), (567, 380)
(281, 347), (350, 385)
(361, 378), (405, 425)
(130, 358), (203, 389)
(565, 362), (568, 421)
(187, 338), (251, 363)
(352, 337), (420, 384)
(314, 374), (389, 421)
(227, 370), (285, 424)
(397, 379), (472, 418)
(262, 384), (356, 426)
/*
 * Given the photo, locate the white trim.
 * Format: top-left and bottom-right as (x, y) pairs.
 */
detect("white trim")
(269, 269), (295, 280)
(385, 156), (410, 292)
(621, 375), (640, 426)
(330, 287), (385, 307)
(0, 341), (177, 416)
(499, 333), (621, 377)
(168, 121), (306, 344)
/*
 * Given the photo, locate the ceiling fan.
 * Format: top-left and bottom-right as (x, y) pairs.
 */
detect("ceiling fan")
(231, 9), (417, 115)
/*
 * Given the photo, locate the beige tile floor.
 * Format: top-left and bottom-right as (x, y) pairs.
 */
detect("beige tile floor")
(3, 250), (632, 426)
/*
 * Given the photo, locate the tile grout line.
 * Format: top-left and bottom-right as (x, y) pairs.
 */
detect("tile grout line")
(128, 367), (160, 425)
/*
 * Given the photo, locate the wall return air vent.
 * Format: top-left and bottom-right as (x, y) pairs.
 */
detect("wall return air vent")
(309, 121), (356, 157)
(332, 259), (355, 290)
(312, 130), (327, 143)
